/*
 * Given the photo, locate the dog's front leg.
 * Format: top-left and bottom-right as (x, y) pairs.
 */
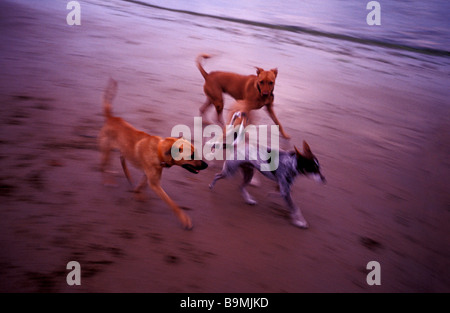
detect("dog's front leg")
(150, 183), (193, 230)
(146, 170), (193, 230)
(282, 191), (308, 229)
(266, 104), (290, 139)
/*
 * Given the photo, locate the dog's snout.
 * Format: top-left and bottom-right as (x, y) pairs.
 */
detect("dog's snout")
(200, 160), (208, 170)
(311, 173), (326, 184)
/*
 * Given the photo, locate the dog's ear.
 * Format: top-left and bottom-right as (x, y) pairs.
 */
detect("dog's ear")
(161, 138), (178, 161)
(168, 141), (183, 158)
(303, 140), (313, 158)
(270, 68), (278, 78)
(294, 145), (301, 157)
(255, 67), (264, 76)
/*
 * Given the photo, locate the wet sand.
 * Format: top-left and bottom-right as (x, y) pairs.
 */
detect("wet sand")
(0, 0), (449, 292)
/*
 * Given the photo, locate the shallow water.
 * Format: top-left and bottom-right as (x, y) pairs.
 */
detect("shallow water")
(137, 0), (450, 52)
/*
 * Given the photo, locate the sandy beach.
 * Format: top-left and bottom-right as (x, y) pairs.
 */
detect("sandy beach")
(0, 0), (449, 293)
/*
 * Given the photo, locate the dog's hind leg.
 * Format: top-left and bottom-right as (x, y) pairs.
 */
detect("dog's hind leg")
(240, 165), (257, 205)
(199, 98), (212, 117)
(120, 155), (133, 187)
(215, 104), (225, 127)
(203, 84), (225, 126)
(209, 95), (225, 126)
(209, 171), (226, 190)
(133, 174), (148, 202)
(209, 161), (239, 189)
(99, 136), (117, 186)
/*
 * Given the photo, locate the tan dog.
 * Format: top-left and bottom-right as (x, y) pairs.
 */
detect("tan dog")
(98, 79), (208, 229)
(196, 53), (290, 139)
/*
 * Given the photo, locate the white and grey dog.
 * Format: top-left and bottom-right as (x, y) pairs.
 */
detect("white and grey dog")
(209, 141), (326, 228)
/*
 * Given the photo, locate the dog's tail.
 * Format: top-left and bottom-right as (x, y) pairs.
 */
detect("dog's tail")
(103, 78), (118, 118)
(196, 53), (211, 80)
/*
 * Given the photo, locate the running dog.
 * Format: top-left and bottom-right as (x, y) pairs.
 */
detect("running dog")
(196, 54), (290, 139)
(98, 78), (208, 229)
(209, 141), (325, 228)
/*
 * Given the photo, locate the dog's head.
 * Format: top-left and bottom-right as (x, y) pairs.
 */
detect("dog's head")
(294, 141), (326, 184)
(158, 137), (208, 174)
(255, 67), (277, 98)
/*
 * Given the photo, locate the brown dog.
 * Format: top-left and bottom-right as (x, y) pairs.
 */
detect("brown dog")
(98, 79), (208, 229)
(196, 54), (290, 139)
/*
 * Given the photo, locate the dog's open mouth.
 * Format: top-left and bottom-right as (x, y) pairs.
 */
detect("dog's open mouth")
(182, 164), (200, 174)
(182, 161), (208, 174)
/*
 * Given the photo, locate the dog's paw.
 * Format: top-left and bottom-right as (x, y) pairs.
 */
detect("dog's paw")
(182, 219), (193, 231)
(179, 213), (193, 230)
(133, 192), (148, 202)
(291, 217), (309, 229)
(245, 198), (257, 205)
